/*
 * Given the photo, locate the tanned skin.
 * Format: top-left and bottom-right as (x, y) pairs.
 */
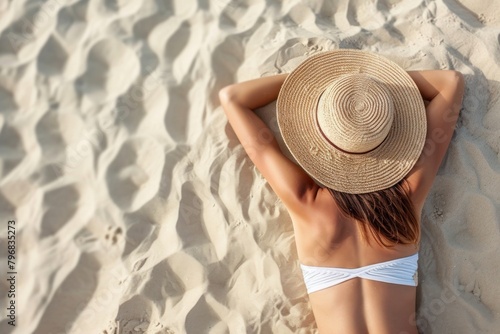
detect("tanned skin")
(219, 67), (465, 334)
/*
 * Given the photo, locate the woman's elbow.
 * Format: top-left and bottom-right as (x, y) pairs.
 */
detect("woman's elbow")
(442, 70), (465, 107)
(448, 70), (465, 92)
(218, 85), (236, 105)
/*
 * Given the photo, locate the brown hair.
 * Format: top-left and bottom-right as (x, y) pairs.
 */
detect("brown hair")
(326, 178), (420, 247)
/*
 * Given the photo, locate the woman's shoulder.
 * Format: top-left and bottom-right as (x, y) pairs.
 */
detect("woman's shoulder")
(403, 172), (429, 217)
(287, 187), (350, 262)
(288, 187), (345, 233)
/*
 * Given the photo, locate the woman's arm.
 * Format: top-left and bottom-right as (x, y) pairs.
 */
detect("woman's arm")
(219, 73), (321, 219)
(405, 70), (465, 210)
(219, 73), (289, 109)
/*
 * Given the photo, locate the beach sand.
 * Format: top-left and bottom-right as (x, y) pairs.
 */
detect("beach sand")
(0, 0), (499, 333)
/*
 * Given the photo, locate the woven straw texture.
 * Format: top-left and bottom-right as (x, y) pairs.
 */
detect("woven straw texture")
(276, 49), (427, 194)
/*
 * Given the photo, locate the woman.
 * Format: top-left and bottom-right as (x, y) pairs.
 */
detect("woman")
(219, 49), (464, 334)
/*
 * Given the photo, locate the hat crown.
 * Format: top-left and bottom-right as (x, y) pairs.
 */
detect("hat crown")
(316, 73), (394, 154)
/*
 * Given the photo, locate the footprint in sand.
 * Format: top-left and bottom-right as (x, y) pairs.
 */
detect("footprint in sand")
(35, 110), (85, 161)
(177, 181), (211, 247)
(445, 194), (498, 253)
(185, 295), (229, 334)
(40, 184), (80, 238)
(106, 136), (164, 212)
(266, 37), (336, 73)
(104, 225), (123, 246)
(115, 66), (168, 134)
(116, 295), (152, 331)
(38, 34), (69, 76)
(140, 251), (206, 313)
(78, 38), (140, 104)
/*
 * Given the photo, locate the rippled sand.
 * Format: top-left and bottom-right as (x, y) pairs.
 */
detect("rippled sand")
(0, 0), (499, 333)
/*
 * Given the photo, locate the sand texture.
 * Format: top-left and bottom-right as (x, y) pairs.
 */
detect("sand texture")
(0, 0), (499, 333)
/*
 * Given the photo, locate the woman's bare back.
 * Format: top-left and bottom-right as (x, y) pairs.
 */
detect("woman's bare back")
(290, 186), (420, 334)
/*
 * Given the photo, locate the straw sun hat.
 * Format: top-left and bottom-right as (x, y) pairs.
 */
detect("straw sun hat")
(276, 49), (427, 194)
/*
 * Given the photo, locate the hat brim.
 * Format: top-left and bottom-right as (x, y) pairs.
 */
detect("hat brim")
(276, 49), (427, 194)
